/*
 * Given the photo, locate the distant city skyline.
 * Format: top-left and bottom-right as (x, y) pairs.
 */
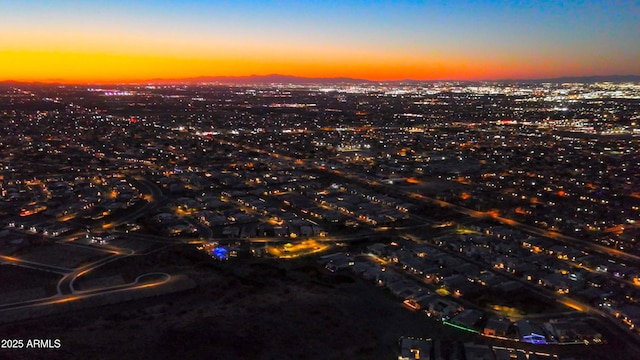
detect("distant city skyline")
(1, 0), (639, 83)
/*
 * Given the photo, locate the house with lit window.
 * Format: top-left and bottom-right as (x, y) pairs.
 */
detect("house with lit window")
(398, 337), (431, 360)
(483, 317), (511, 337)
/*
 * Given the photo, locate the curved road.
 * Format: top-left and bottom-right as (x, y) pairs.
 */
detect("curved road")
(0, 272), (171, 313)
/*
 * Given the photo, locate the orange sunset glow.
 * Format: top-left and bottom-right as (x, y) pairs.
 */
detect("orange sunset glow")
(1, 49), (519, 84)
(1, 0), (639, 83)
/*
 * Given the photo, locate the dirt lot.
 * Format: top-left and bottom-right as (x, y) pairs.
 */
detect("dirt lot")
(107, 237), (166, 254)
(0, 264), (60, 304)
(0, 265), (60, 294)
(18, 243), (111, 269)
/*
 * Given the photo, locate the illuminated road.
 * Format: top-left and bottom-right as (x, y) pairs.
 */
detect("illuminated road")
(0, 272), (171, 313)
(233, 138), (639, 262)
(243, 231), (380, 244)
(100, 176), (166, 231)
(220, 137), (640, 269)
(198, 139), (640, 342)
(400, 233), (568, 310)
(0, 255), (71, 275)
(434, 198), (640, 264)
(399, 234), (640, 348)
(325, 162), (640, 265)
(57, 252), (131, 295)
(73, 272), (171, 296)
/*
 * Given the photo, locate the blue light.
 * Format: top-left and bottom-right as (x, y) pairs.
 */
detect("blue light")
(523, 335), (548, 345)
(212, 247), (228, 260)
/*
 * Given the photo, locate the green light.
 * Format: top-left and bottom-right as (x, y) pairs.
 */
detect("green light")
(442, 320), (478, 334)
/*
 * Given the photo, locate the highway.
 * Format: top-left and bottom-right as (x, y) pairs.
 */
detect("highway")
(324, 161), (640, 265)
(401, 191), (640, 263)
(226, 138), (640, 265)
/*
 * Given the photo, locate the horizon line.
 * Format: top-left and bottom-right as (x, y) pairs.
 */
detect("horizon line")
(2, 73), (640, 85)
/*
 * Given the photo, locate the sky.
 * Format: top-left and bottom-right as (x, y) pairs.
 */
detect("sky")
(1, 0), (639, 83)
